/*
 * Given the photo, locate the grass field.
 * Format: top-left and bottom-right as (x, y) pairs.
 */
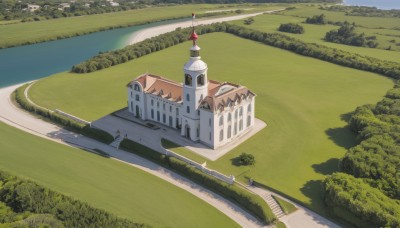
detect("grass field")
(0, 4), (281, 48)
(29, 32), (393, 215)
(0, 121), (238, 228)
(229, 11), (400, 61)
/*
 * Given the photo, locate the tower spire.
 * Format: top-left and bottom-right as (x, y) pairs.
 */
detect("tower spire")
(189, 13), (198, 46)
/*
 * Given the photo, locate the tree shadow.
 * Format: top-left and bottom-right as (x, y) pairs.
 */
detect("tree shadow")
(340, 112), (353, 123)
(312, 158), (340, 175)
(231, 157), (242, 166)
(300, 179), (329, 216)
(325, 126), (357, 150)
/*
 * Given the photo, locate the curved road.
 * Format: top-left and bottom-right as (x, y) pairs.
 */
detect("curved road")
(0, 12), (340, 228)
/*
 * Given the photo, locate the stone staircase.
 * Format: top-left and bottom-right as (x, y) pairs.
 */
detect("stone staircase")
(110, 135), (124, 148)
(262, 194), (285, 218)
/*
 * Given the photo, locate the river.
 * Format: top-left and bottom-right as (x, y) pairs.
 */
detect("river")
(0, 18), (188, 88)
(344, 0), (400, 10)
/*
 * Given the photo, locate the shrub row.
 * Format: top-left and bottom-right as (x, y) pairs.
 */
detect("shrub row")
(119, 138), (276, 225)
(322, 173), (400, 228)
(14, 84), (114, 144)
(0, 171), (148, 228)
(72, 23), (400, 80)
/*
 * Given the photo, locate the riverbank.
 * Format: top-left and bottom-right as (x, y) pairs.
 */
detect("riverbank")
(0, 4), (280, 49)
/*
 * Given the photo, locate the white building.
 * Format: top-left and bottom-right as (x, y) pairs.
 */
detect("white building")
(127, 27), (256, 149)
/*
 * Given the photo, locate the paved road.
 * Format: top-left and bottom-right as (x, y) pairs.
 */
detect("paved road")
(0, 84), (265, 228)
(0, 11), (341, 227)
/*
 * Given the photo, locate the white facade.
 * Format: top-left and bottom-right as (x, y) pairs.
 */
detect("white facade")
(127, 30), (255, 149)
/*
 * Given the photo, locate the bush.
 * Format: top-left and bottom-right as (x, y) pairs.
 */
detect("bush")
(119, 139), (167, 165)
(305, 14), (327, 24)
(278, 23), (305, 34)
(238, 153), (256, 165)
(325, 22), (378, 48)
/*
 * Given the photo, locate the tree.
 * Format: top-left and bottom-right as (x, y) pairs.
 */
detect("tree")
(278, 23), (304, 34)
(305, 14), (327, 24)
(244, 17), (254, 25)
(239, 153), (255, 165)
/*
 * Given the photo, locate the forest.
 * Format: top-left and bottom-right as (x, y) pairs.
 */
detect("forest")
(323, 81), (400, 227)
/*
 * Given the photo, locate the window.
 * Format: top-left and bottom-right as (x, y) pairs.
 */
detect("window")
(151, 109), (154, 119)
(197, 74), (205, 86)
(134, 84), (141, 92)
(198, 110), (200, 115)
(234, 123), (237, 135)
(185, 74), (192, 86)
(169, 116), (173, 127)
(239, 119), (243, 131)
(186, 94), (190, 101)
(130, 91), (132, 97)
(130, 102), (133, 111)
(157, 111), (160, 121)
(163, 103), (166, 111)
(209, 118), (211, 126)
(176, 108), (179, 115)
(219, 116), (224, 126)
(247, 116), (251, 127)
(248, 104), (251, 112)
(151, 99), (154, 106)
(197, 128), (199, 137)
(228, 113), (232, 122)
(186, 106), (190, 114)
(135, 94), (140, 101)
(228, 126), (232, 138)
(170, 106), (172, 112)
(219, 130), (224, 142)
(163, 114), (166, 123)
(209, 132), (211, 141)
(239, 107), (243, 116)
(235, 109), (238, 119)
(157, 102), (160, 108)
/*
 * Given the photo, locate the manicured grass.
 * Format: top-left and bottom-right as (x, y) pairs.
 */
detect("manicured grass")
(30, 33), (393, 215)
(272, 195), (297, 215)
(0, 122), (238, 228)
(230, 12), (400, 60)
(0, 4), (280, 48)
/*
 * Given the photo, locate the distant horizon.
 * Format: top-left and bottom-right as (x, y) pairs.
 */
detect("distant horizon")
(343, 0), (400, 10)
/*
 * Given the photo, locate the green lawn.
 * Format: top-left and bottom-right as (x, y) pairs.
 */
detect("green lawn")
(0, 4), (280, 48)
(230, 12), (400, 60)
(0, 122), (238, 228)
(29, 32), (393, 215)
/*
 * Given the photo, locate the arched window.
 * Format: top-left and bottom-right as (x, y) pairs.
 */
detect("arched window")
(234, 123), (237, 135)
(247, 116), (251, 127)
(151, 109), (154, 119)
(134, 84), (141, 92)
(163, 114), (166, 123)
(157, 111), (160, 121)
(228, 126), (232, 138)
(169, 106), (172, 112)
(151, 99), (154, 106)
(239, 119), (243, 131)
(197, 74), (205, 86)
(186, 94), (190, 101)
(186, 106), (190, 114)
(219, 129), (224, 142)
(235, 109), (238, 119)
(219, 116), (224, 126)
(135, 94), (140, 101)
(239, 107), (243, 116)
(228, 113), (232, 122)
(157, 102), (159, 108)
(248, 104), (251, 112)
(185, 74), (192, 86)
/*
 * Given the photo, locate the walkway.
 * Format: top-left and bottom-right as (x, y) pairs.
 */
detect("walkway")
(0, 84), (264, 228)
(97, 108), (266, 161)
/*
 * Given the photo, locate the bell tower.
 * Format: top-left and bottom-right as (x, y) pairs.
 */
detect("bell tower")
(181, 13), (208, 141)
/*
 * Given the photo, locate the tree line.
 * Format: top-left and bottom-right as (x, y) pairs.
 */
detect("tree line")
(322, 81), (400, 227)
(323, 5), (400, 18)
(72, 23), (400, 81)
(0, 171), (149, 227)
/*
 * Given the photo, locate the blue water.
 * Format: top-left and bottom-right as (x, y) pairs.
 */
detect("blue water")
(0, 18), (188, 88)
(344, 0), (400, 10)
